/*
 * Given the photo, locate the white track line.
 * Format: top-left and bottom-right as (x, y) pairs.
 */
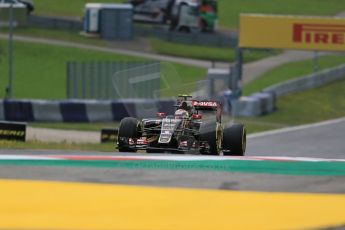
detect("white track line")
(0, 155), (62, 160)
(248, 117), (345, 139)
(0, 155), (344, 162)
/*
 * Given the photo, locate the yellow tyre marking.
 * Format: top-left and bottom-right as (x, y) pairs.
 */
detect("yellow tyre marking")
(0, 179), (345, 230)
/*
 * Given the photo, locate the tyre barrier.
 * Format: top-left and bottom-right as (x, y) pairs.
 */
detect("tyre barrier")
(0, 99), (175, 122)
(232, 91), (276, 117)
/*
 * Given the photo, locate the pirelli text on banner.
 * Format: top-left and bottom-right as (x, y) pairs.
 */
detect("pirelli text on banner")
(239, 14), (345, 52)
(293, 23), (345, 45)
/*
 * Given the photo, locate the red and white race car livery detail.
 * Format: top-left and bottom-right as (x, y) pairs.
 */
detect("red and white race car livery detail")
(192, 101), (218, 107)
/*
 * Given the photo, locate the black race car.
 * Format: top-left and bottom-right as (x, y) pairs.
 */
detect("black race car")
(117, 95), (246, 156)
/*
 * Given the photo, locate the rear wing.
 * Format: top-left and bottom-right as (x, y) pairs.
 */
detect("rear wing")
(174, 99), (222, 122)
(192, 100), (222, 123)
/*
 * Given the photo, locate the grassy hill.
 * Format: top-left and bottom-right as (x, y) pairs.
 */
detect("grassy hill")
(243, 55), (345, 96)
(34, 0), (345, 28)
(0, 40), (205, 99)
(218, 0), (344, 28)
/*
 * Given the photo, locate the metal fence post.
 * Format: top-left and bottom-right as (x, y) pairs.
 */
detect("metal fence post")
(66, 62), (70, 98)
(7, 3), (14, 99)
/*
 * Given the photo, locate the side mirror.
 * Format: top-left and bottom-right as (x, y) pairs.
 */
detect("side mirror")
(192, 114), (202, 120)
(156, 112), (167, 118)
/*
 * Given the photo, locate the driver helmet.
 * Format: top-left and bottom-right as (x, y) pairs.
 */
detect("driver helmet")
(180, 101), (188, 110)
(174, 109), (189, 119)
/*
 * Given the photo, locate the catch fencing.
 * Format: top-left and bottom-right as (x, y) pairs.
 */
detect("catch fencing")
(67, 61), (161, 100)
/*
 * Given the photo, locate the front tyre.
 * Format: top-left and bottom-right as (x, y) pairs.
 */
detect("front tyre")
(117, 117), (141, 152)
(222, 124), (246, 156)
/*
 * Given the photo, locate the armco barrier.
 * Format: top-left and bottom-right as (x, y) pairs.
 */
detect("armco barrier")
(0, 102), (4, 120)
(60, 101), (88, 122)
(0, 97), (275, 120)
(85, 101), (113, 122)
(3, 100), (34, 122)
(0, 99), (175, 122)
(263, 64), (345, 96)
(32, 100), (62, 122)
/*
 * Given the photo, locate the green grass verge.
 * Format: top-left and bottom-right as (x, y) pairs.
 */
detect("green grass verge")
(1, 27), (279, 64)
(0, 27), (107, 47)
(33, 0), (344, 28)
(34, 0), (122, 18)
(0, 39), (206, 99)
(243, 55), (345, 96)
(250, 78), (345, 126)
(0, 39), (141, 99)
(0, 140), (115, 152)
(29, 122), (119, 132)
(150, 38), (278, 63)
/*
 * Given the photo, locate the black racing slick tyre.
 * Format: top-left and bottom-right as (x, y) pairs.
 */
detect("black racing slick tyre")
(222, 124), (246, 156)
(199, 122), (222, 155)
(117, 117), (141, 152)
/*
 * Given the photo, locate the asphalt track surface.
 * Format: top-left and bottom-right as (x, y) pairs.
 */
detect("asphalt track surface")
(1, 117), (345, 194)
(246, 117), (345, 159)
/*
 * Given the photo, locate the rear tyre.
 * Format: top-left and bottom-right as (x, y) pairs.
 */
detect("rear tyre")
(222, 124), (246, 156)
(118, 117), (141, 152)
(199, 122), (222, 155)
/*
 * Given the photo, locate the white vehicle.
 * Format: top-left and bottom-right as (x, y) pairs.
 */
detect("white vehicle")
(129, 0), (198, 24)
(170, 2), (199, 32)
(0, 0), (34, 13)
(129, 0), (202, 32)
(129, 0), (170, 23)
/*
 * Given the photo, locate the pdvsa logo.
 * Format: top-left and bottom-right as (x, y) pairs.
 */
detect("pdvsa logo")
(193, 101), (218, 107)
(293, 23), (345, 45)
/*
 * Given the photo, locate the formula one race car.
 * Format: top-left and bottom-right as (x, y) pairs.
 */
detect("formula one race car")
(117, 95), (246, 156)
